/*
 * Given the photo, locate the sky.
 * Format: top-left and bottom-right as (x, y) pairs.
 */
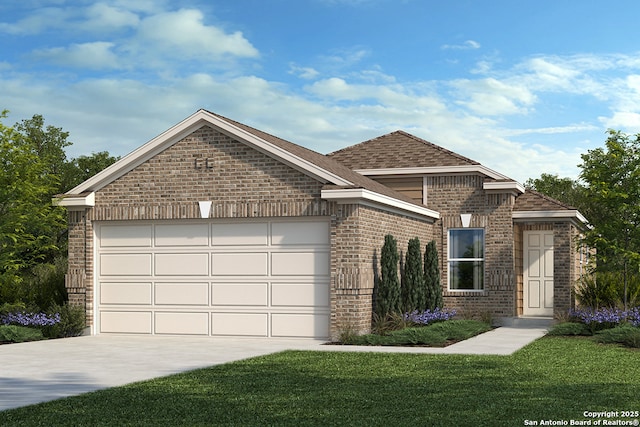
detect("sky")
(2, 1), (640, 183)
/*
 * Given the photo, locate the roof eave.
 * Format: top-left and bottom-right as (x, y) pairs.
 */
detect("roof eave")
(513, 210), (590, 228)
(321, 188), (440, 221)
(354, 165), (514, 181)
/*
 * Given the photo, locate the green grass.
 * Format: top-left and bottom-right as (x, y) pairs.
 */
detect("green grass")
(1, 337), (639, 426)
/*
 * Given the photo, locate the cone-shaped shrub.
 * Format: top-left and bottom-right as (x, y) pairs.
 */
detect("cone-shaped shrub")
(401, 237), (425, 313)
(424, 240), (443, 310)
(375, 234), (400, 318)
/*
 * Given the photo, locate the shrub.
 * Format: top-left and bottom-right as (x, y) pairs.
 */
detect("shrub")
(547, 322), (592, 336)
(575, 271), (640, 309)
(343, 320), (489, 347)
(0, 325), (44, 343)
(400, 237), (425, 313)
(371, 312), (411, 335)
(374, 235), (400, 318)
(22, 257), (68, 311)
(424, 240), (443, 310)
(594, 326), (640, 348)
(43, 303), (86, 338)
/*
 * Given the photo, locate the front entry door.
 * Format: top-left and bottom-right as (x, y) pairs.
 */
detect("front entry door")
(523, 231), (554, 316)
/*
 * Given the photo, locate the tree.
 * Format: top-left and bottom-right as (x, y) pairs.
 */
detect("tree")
(424, 240), (443, 310)
(0, 111), (66, 301)
(401, 237), (425, 313)
(63, 151), (120, 192)
(375, 234), (400, 318)
(524, 173), (587, 212)
(579, 130), (640, 309)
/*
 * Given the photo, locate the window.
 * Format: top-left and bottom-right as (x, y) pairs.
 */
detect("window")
(448, 229), (484, 290)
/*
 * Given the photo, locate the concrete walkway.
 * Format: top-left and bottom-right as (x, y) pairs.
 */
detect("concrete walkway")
(0, 325), (548, 412)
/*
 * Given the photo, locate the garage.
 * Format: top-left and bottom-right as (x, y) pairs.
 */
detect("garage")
(95, 219), (330, 338)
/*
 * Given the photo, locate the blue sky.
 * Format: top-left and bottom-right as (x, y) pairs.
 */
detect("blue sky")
(2, 0), (640, 183)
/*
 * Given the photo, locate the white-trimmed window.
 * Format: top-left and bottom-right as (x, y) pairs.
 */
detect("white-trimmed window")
(448, 228), (485, 290)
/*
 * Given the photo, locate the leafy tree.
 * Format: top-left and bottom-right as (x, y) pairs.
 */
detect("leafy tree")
(0, 111), (66, 302)
(424, 240), (443, 310)
(375, 234), (400, 318)
(63, 151), (120, 192)
(525, 173), (587, 212)
(401, 237), (425, 313)
(579, 130), (640, 309)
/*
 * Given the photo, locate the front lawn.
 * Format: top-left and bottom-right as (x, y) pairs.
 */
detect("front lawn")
(1, 337), (639, 426)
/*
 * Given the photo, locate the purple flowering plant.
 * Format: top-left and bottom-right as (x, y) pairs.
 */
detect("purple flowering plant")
(1, 312), (61, 328)
(569, 306), (640, 331)
(404, 307), (457, 326)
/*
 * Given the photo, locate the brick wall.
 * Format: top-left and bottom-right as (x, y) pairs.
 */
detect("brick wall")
(424, 175), (517, 319)
(330, 204), (434, 338)
(66, 124), (436, 336)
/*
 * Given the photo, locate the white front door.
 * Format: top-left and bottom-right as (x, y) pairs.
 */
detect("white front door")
(523, 230), (554, 316)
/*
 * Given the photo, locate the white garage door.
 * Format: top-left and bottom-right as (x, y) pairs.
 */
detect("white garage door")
(95, 219), (330, 338)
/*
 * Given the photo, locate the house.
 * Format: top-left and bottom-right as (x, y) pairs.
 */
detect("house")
(56, 109), (588, 340)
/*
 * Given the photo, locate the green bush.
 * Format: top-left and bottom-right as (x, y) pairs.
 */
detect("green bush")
(0, 324), (44, 343)
(547, 322), (592, 336)
(343, 320), (490, 347)
(42, 303), (86, 338)
(374, 235), (400, 318)
(594, 325), (640, 348)
(575, 271), (640, 309)
(22, 257), (68, 311)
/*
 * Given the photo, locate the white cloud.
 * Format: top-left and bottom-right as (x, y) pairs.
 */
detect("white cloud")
(451, 78), (537, 116)
(288, 64), (320, 80)
(441, 40), (481, 50)
(0, 6), (71, 35)
(134, 9), (259, 60)
(83, 3), (140, 31)
(33, 42), (120, 69)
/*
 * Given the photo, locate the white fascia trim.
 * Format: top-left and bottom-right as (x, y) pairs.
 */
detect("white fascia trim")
(483, 181), (525, 194)
(53, 192), (95, 209)
(321, 188), (440, 220)
(67, 110), (352, 195)
(354, 165), (514, 181)
(513, 210), (588, 224)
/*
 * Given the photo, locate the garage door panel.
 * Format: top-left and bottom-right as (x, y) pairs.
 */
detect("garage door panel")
(155, 224), (209, 246)
(100, 225), (152, 248)
(155, 312), (209, 335)
(101, 282), (152, 305)
(212, 223), (268, 246)
(155, 283), (208, 305)
(272, 283), (329, 307)
(155, 253), (209, 276)
(271, 222), (329, 245)
(97, 220), (330, 338)
(212, 313), (268, 336)
(100, 254), (152, 276)
(272, 252), (329, 276)
(272, 314), (329, 338)
(212, 283), (268, 306)
(100, 311), (152, 334)
(212, 253), (268, 275)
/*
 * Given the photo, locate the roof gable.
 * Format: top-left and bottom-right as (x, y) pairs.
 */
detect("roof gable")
(514, 189), (588, 226)
(61, 110), (439, 220)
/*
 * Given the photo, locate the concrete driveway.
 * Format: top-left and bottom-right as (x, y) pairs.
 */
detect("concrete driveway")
(0, 324), (548, 412)
(0, 335), (325, 412)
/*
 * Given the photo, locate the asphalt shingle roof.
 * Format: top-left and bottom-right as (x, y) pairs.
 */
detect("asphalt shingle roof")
(207, 111), (430, 210)
(514, 189), (577, 212)
(327, 130), (480, 169)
